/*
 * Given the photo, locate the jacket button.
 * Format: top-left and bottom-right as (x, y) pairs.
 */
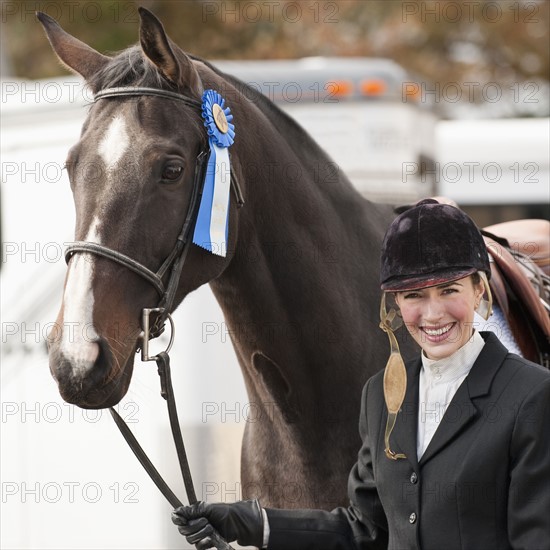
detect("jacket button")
(410, 472), (418, 484)
(409, 512), (417, 524)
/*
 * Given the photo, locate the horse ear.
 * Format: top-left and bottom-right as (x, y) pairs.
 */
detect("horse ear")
(36, 12), (110, 80)
(138, 7), (202, 95)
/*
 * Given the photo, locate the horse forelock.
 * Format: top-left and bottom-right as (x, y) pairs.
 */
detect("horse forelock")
(86, 46), (205, 140)
(87, 46), (170, 92)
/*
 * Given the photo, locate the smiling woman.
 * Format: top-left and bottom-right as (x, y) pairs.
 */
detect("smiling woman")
(174, 199), (550, 550)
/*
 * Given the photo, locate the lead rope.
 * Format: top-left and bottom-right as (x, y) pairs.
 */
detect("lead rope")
(109, 351), (234, 550)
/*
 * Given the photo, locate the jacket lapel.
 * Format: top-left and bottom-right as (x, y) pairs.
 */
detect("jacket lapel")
(418, 378), (476, 465)
(419, 332), (508, 465)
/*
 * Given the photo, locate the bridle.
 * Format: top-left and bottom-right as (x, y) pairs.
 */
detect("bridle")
(64, 85), (242, 550)
(65, 86), (243, 356)
(65, 87), (207, 351)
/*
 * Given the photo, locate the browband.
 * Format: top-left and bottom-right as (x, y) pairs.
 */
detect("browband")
(94, 86), (202, 109)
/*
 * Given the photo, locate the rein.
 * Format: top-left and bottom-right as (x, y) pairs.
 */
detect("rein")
(65, 86), (240, 550)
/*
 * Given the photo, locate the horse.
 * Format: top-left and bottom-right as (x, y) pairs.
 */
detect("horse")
(38, 8), (548, 513)
(38, 7), (410, 509)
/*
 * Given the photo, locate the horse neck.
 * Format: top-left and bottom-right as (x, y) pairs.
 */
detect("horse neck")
(208, 82), (395, 399)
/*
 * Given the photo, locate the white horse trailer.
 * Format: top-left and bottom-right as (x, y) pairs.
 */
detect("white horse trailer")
(436, 118), (550, 226)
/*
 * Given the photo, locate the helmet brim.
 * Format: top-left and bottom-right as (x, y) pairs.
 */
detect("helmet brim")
(381, 267), (477, 292)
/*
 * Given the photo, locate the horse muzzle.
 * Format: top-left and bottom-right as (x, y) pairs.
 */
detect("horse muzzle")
(48, 335), (135, 409)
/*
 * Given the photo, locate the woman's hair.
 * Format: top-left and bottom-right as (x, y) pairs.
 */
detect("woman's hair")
(392, 272), (482, 295)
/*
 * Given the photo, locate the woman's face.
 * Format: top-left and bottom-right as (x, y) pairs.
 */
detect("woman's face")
(395, 276), (484, 360)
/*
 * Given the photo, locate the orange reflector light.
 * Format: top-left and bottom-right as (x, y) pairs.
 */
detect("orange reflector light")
(360, 79), (387, 96)
(327, 80), (354, 97)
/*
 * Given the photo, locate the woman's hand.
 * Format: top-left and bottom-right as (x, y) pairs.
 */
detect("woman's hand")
(172, 499), (264, 548)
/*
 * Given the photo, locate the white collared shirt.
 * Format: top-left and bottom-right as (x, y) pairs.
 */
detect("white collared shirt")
(417, 331), (485, 460)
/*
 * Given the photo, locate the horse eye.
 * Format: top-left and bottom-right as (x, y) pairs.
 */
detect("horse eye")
(161, 162), (184, 182)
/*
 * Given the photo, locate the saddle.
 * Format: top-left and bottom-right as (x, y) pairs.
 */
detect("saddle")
(482, 219), (550, 367)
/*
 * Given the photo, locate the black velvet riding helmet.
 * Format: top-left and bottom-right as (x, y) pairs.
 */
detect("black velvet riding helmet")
(380, 199), (490, 292)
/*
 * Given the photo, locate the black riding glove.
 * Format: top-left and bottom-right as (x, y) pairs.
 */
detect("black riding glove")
(171, 499), (264, 548)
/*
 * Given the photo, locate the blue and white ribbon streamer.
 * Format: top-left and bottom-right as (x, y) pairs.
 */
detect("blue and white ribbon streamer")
(193, 90), (235, 257)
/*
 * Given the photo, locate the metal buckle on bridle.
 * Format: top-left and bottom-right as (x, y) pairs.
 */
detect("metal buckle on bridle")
(141, 307), (175, 362)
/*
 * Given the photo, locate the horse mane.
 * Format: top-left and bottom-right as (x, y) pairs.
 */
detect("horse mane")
(195, 55), (369, 208)
(191, 54), (305, 134)
(191, 54), (355, 183)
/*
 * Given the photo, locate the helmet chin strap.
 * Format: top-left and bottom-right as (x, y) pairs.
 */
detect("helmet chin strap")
(380, 293), (407, 460)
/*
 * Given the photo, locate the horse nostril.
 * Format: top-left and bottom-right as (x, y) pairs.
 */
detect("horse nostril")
(88, 341), (101, 364)
(68, 338), (112, 388)
(89, 337), (109, 370)
(58, 334), (115, 377)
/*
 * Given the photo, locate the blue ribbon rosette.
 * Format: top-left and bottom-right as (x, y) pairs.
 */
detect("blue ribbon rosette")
(192, 90), (235, 257)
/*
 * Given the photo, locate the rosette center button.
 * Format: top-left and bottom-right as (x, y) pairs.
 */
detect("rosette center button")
(212, 103), (229, 134)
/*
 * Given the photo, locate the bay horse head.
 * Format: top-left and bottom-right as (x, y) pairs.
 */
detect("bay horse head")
(39, 8), (238, 408)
